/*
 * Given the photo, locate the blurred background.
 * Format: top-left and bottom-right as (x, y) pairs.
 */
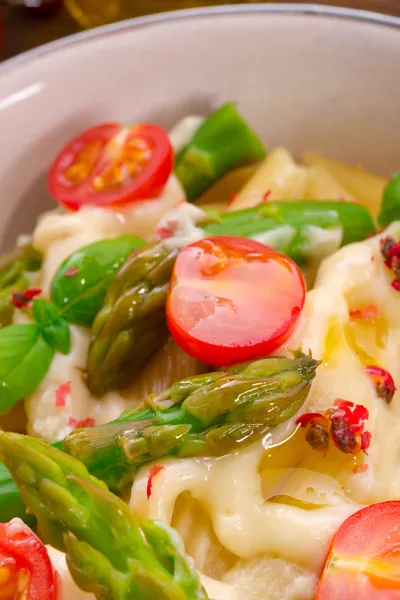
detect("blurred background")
(1, 0), (399, 61)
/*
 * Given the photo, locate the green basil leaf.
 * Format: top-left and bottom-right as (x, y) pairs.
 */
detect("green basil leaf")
(0, 324), (54, 413)
(379, 172), (400, 227)
(50, 236), (146, 327)
(32, 299), (71, 355)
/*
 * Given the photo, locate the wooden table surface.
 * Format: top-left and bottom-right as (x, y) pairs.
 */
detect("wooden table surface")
(1, 0), (400, 61)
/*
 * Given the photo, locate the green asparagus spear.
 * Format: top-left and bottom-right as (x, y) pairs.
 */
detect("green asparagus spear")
(201, 200), (376, 264)
(68, 352), (318, 494)
(0, 353), (318, 522)
(378, 172), (400, 227)
(0, 243), (42, 327)
(175, 103), (266, 201)
(0, 432), (208, 600)
(87, 242), (178, 396)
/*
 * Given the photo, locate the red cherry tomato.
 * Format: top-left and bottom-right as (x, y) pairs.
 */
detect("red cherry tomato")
(48, 123), (173, 210)
(0, 519), (60, 599)
(317, 501), (400, 599)
(167, 236), (305, 366)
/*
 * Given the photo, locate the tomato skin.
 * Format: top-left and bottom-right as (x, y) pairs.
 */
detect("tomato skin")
(317, 502), (400, 600)
(167, 236), (305, 366)
(48, 122), (173, 210)
(0, 519), (59, 599)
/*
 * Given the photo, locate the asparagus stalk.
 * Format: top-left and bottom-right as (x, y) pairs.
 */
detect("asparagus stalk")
(69, 352), (318, 494)
(201, 200), (376, 264)
(175, 103), (266, 201)
(0, 353), (318, 522)
(0, 432), (208, 600)
(87, 242), (179, 396)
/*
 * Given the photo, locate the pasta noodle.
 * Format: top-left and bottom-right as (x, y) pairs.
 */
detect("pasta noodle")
(303, 152), (387, 215)
(195, 164), (259, 208)
(305, 164), (355, 202)
(228, 148), (308, 210)
(126, 336), (206, 403)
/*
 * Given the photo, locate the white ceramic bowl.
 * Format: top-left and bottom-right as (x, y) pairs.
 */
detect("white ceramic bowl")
(0, 4), (399, 251)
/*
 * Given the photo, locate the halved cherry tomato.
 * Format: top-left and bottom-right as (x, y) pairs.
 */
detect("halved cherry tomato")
(48, 122), (173, 210)
(0, 519), (60, 599)
(167, 236), (305, 366)
(317, 501), (400, 599)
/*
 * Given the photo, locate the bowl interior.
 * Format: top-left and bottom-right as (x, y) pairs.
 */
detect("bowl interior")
(0, 6), (399, 250)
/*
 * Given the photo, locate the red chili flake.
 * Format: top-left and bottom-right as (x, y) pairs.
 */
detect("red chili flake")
(353, 464), (369, 474)
(297, 398), (371, 456)
(68, 416), (95, 429)
(361, 431), (372, 452)
(380, 236), (400, 290)
(228, 193), (238, 206)
(365, 365), (397, 404)
(262, 189), (272, 203)
(296, 412), (326, 427)
(371, 256), (375, 262)
(392, 256), (400, 279)
(146, 465), (164, 500)
(349, 305), (380, 320)
(156, 218), (178, 240)
(65, 267), (80, 277)
(173, 199), (186, 209)
(55, 381), (71, 407)
(11, 288), (42, 309)
(391, 280), (400, 292)
(381, 237), (400, 261)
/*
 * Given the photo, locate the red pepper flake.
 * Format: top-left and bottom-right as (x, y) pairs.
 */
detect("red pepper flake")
(349, 305), (380, 320)
(353, 464), (369, 474)
(262, 189), (272, 203)
(68, 416), (95, 429)
(156, 218), (178, 240)
(361, 430), (372, 452)
(228, 193), (238, 206)
(146, 465), (164, 500)
(296, 398), (371, 456)
(65, 267), (80, 277)
(173, 199), (186, 209)
(365, 365), (396, 404)
(391, 280), (400, 292)
(55, 381), (71, 407)
(11, 288), (42, 309)
(380, 236), (400, 291)
(380, 237), (400, 261)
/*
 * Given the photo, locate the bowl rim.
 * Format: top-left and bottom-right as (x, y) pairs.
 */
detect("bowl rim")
(1, 3), (400, 75)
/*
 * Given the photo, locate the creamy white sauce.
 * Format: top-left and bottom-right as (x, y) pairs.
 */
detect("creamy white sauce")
(155, 202), (206, 249)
